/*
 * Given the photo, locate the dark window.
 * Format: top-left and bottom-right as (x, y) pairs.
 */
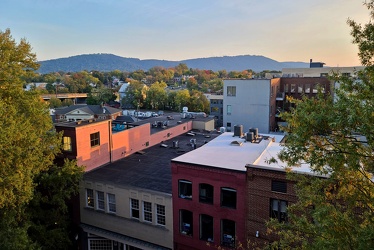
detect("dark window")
(86, 189), (94, 208)
(270, 199), (288, 222)
(271, 180), (287, 193)
(179, 180), (192, 199)
(180, 210), (193, 236)
(200, 214), (214, 242)
(221, 219), (235, 248)
(90, 132), (100, 147)
(221, 187), (236, 209)
(130, 198), (139, 219)
(199, 183), (214, 204)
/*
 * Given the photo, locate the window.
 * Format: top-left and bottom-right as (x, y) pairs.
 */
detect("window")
(312, 85), (318, 93)
(298, 85), (303, 93)
(143, 201), (152, 222)
(270, 199), (288, 222)
(180, 210), (193, 236)
(97, 191), (105, 210)
(86, 189), (94, 208)
(200, 214), (213, 242)
(126, 245), (142, 250)
(107, 193), (116, 213)
(221, 187), (236, 209)
(199, 183), (213, 204)
(89, 239), (112, 250)
(290, 84), (296, 93)
(227, 86), (236, 96)
(63, 136), (72, 151)
(156, 204), (166, 226)
(130, 199), (139, 219)
(211, 107), (219, 113)
(90, 132), (100, 147)
(271, 180), (287, 193)
(227, 105), (232, 115)
(179, 180), (192, 199)
(305, 83), (310, 93)
(284, 84), (288, 93)
(221, 219), (235, 248)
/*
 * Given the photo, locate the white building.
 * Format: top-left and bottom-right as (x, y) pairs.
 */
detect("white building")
(223, 79), (280, 133)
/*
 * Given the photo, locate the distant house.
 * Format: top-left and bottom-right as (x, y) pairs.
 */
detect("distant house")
(24, 82), (48, 91)
(54, 104), (122, 123)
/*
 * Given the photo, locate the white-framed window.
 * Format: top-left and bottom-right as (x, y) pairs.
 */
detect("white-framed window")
(107, 193), (116, 213)
(88, 239), (112, 250)
(143, 201), (152, 223)
(96, 191), (105, 210)
(86, 188), (94, 208)
(156, 204), (166, 226)
(130, 198), (140, 219)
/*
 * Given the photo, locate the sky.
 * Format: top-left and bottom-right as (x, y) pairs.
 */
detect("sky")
(1, 0), (369, 67)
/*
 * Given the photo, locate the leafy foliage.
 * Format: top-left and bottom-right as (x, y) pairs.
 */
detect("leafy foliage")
(0, 29), (83, 249)
(267, 4), (374, 249)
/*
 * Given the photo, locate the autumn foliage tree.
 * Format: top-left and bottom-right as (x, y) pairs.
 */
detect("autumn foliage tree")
(267, 3), (374, 249)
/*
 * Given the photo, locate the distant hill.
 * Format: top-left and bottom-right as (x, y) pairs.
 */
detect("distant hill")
(38, 53), (309, 74)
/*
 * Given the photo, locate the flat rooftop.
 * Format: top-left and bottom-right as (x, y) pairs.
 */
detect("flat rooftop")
(172, 132), (314, 175)
(83, 131), (220, 194)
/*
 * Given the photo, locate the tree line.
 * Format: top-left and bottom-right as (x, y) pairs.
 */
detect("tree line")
(25, 64), (279, 112)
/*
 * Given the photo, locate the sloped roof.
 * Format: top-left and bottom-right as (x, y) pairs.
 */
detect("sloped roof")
(54, 104), (122, 115)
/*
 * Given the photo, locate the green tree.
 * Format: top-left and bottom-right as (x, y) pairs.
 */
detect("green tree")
(49, 96), (62, 108)
(189, 90), (209, 113)
(145, 81), (167, 110)
(86, 87), (116, 105)
(122, 80), (148, 109)
(0, 29), (83, 249)
(174, 89), (190, 112)
(267, 4), (374, 249)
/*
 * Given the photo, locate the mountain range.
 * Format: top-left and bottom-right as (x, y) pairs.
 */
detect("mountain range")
(38, 54), (309, 74)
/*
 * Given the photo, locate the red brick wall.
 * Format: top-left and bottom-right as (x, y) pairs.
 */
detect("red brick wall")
(246, 167), (297, 246)
(172, 162), (247, 250)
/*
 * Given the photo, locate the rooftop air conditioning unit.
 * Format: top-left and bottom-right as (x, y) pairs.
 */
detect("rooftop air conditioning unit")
(234, 125), (243, 137)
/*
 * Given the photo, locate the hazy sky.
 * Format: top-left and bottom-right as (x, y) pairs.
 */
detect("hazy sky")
(1, 0), (369, 66)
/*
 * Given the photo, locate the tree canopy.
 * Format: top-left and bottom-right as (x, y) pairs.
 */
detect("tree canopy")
(267, 3), (374, 249)
(0, 28), (83, 249)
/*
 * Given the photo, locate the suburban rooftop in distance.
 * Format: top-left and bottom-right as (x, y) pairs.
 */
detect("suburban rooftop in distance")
(83, 130), (220, 194)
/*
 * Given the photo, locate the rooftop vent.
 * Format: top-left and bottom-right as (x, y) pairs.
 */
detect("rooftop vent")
(230, 140), (243, 146)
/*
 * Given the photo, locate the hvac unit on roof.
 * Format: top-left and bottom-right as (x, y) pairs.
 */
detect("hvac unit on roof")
(246, 132), (255, 142)
(219, 127), (226, 133)
(249, 128), (258, 138)
(233, 125), (243, 137)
